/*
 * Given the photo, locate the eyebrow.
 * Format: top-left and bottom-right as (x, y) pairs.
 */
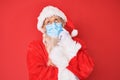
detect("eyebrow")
(53, 17), (63, 21)
(43, 16), (64, 24)
(44, 19), (50, 24)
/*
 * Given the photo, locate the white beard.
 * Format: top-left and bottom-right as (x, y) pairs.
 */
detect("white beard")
(42, 31), (81, 80)
(42, 33), (59, 53)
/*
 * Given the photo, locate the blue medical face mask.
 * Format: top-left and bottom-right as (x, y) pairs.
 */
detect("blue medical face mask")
(46, 22), (63, 38)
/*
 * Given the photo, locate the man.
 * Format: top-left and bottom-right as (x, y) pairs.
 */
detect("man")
(27, 5), (94, 80)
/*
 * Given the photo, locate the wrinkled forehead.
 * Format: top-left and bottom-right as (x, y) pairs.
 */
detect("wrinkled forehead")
(44, 15), (64, 23)
(46, 15), (62, 19)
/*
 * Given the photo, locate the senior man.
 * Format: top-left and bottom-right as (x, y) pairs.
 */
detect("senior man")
(27, 5), (94, 80)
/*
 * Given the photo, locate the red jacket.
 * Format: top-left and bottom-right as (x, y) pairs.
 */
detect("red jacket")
(27, 38), (94, 80)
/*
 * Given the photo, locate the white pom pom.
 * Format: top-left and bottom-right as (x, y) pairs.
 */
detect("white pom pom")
(71, 29), (78, 37)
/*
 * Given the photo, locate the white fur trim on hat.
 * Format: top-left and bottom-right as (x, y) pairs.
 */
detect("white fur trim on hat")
(37, 5), (67, 32)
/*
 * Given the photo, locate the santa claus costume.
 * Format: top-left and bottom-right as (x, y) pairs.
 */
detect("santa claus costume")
(27, 5), (94, 80)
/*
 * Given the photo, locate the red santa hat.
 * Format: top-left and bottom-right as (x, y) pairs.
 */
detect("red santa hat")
(37, 5), (78, 37)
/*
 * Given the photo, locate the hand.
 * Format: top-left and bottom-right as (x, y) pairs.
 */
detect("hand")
(58, 29), (75, 48)
(59, 29), (71, 42)
(58, 29), (82, 61)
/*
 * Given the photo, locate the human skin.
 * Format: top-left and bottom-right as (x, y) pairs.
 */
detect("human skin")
(41, 15), (65, 66)
(42, 15), (65, 33)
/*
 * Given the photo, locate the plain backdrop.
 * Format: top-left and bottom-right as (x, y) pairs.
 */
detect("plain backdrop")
(0, 0), (120, 80)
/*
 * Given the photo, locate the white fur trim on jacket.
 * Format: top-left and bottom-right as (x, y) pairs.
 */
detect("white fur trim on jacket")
(49, 29), (81, 80)
(49, 45), (79, 80)
(58, 68), (79, 80)
(71, 29), (78, 37)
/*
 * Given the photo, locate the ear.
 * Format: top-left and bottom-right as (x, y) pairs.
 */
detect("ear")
(62, 21), (66, 27)
(41, 26), (46, 33)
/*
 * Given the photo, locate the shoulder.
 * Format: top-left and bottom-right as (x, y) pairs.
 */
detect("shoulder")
(28, 40), (41, 46)
(27, 40), (45, 54)
(26, 39), (48, 61)
(27, 40), (43, 49)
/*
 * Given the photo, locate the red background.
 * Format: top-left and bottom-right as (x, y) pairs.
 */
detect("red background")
(0, 0), (120, 80)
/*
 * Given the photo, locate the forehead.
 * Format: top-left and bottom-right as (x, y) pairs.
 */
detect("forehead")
(44, 15), (62, 21)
